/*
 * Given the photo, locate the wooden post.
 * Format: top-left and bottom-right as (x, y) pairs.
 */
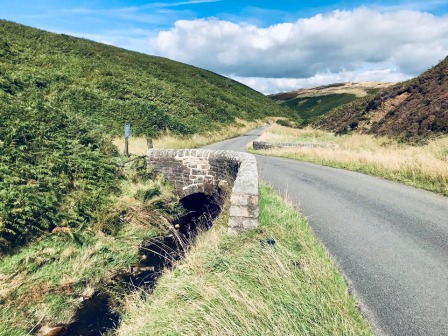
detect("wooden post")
(124, 123), (131, 156)
(147, 138), (153, 149)
(125, 137), (129, 156)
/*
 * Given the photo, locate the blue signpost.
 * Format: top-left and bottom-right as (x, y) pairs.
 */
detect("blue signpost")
(124, 123), (130, 156)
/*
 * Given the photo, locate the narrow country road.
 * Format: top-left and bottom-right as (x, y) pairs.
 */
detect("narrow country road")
(205, 126), (448, 336)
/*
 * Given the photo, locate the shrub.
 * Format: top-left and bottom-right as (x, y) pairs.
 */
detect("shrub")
(0, 100), (119, 253)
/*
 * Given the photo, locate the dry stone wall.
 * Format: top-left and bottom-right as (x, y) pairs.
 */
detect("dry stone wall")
(253, 140), (338, 150)
(147, 149), (258, 233)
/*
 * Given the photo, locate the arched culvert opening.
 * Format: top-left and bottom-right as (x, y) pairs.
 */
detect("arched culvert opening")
(176, 192), (222, 237)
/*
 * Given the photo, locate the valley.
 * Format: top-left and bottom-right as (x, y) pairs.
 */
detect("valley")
(1, 12), (448, 336)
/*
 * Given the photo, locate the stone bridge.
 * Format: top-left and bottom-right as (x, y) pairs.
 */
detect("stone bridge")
(147, 149), (258, 233)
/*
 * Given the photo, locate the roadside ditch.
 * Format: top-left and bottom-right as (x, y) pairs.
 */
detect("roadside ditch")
(42, 191), (226, 336)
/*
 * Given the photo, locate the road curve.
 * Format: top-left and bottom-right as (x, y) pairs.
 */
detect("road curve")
(205, 126), (448, 336)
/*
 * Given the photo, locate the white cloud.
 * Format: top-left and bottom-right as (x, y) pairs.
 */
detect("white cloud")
(64, 29), (154, 53)
(64, 0), (221, 14)
(149, 8), (448, 93)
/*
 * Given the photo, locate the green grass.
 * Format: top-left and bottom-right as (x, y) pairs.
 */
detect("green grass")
(0, 99), (120, 253)
(277, 93), (358, 124)
(116, 183), (373, 336)
(0, 223), (154, 335)
(0, 159), (181, 335)
(0, 20), (289, 138)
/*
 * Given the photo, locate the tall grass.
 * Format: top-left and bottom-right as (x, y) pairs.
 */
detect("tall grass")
(116, 183), (373, 336)
(257, 124), (338, 143)
(0, 159), (178, 334)
(253, 125), (448, 195)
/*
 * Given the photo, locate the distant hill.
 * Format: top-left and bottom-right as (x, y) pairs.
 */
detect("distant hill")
(0, 20), (288, 137)
(317, 58), (448, 140)
(270, 82), (393, 124)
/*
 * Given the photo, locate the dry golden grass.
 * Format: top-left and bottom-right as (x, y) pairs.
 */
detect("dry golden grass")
(257, 124), (338, 143)
(113, 119), (272, 154)
(283, 82), (394, 98)
(253, 125), (448, 195)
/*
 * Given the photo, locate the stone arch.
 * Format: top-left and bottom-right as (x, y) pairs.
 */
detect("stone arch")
(147, 149), (259, 233)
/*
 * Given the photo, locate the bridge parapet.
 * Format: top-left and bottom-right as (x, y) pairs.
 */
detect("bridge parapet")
(147, 149), (258, 233)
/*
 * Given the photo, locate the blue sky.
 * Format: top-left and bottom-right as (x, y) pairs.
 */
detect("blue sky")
(2, 1), (448, 93)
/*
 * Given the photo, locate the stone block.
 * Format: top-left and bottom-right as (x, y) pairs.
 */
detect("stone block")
(229, 204), (258, 218)
(191, 169), (207, 176)
(228, 217), (258, 234)
(230, 193), (258, 207)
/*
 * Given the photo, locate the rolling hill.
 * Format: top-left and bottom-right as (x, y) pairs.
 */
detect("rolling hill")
(0, 20), (289, 137)
(0, 19), (292, 253)
(317, 58), (448, 140)
(270, 82), (393, 124)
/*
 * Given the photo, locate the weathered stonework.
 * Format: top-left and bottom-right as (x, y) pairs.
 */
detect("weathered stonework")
(253, 140), (338, 150)
(147, 149), (258, 233)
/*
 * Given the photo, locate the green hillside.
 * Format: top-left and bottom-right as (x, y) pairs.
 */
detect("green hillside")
(279, 93), (358, 124)
(270, 82), (394, 125)
(0, 19), (292, 254)
(0, 20), (288, 137)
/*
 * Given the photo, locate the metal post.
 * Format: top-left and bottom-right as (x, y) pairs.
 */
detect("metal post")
(147, 138), (153, 149)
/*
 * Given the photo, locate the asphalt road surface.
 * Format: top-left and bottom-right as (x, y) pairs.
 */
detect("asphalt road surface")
(206, 126), (448, 336)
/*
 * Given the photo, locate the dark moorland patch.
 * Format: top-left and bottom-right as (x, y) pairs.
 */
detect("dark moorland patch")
(317, 56), (448, 140)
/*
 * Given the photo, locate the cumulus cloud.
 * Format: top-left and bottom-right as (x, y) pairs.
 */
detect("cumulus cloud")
(149, 8), (448, 93)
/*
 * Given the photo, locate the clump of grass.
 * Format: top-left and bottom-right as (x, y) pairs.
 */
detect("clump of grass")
(0, 101), (119, 254)
(253, 125), (448, 195)
(116, 183), (372, 336)
(0, 222), (154, 334)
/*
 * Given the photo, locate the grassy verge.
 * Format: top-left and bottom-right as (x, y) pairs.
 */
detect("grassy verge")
(112, 119), (271, 155)
(0, 158), (180, 335)
(0, 221), (154, 335)
(116, 183), (373, 336)
(251, 125), (448, 196)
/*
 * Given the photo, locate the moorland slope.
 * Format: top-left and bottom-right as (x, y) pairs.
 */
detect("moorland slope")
(317, 57), (448, 139)
(270, 82), (393, 124)
(0, 20), (288, 137)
